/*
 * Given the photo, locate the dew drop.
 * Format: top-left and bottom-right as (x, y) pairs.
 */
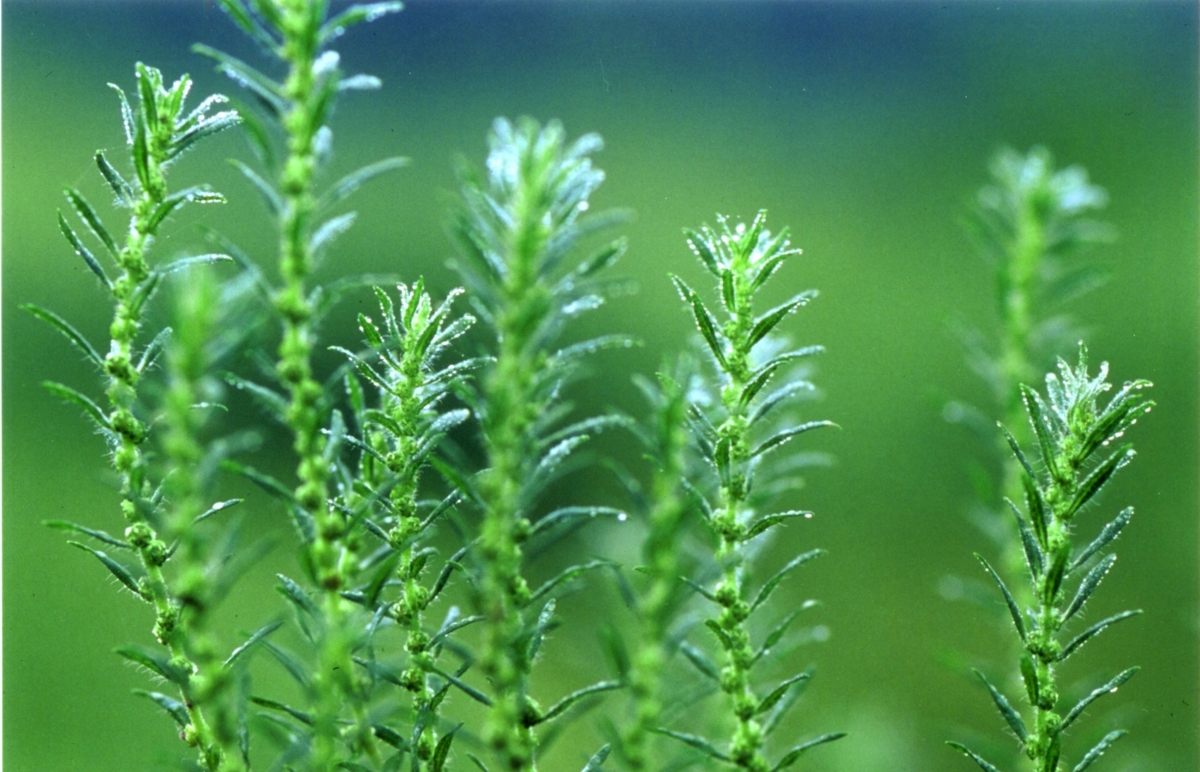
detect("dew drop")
(804, 512), (813, 519)
(617, 512), (628, 522)
(578, 200), (589, 212)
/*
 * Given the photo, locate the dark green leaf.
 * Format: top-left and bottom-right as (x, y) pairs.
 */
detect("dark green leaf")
(757, 672), (811, 715)
(114, 646), (188, 686)
(262, 640), (312, 688)
(147, 187), (226, 232)
(71, 542), (145, 599)
(196, 498), (244, 524)
(1071, 508), (1132, 574)
(670, 275), (727, 368)
(976, 554), (1026, 641)
(531, 506), (625, 538)
(1063, 554), (1116, 622)
(974, 669), (1027, 742)
(192, 44), (286, 115)
(43, 381), (111, 429)
(133, 690), (189, 727)
(1005, 499), (1043, 579)
(251, 696), (314, 726)
(747, 291), (816, 349)
(580, 744), (611, 772)
(431, 666), (492, 706)
(276, 573), (319, 617)
(318, 157), (409, 210)
(429, 723), (462, 772)
(751, 422), (835, 459)
(1021, 385), (1060, 481)
(535, 680), (621, 725)
(1020, 653), (1039, 706)
(214, 0), (278, 49)
(653, 729), (730, 762)
(704, 619), (734, 650)
(946, 742), (1003, 772)
(159, 253), (234, 274)
(678, 642), (719, 681)
(63, 187), (118, 258)
(95, 151), (134, 205)
(1023, 473), (1049, 549)
(45, 519), (129, 549)
(230, 159), (282, 216)
(1061, 668), (1139, 731)
(1072, 730), (1127, 772)
(745, 511), (810, 541)
(224, 621), (283, 667)
(57, 211), (111, 288)
(771, 733), (846, 772)
(222, 373), (288, 417)
(23, 305), (105, 367)
(319, 2), (404, 44)
(683, 228), (722, 276)
(529, 560), (611, 604)
(751, 549), (825, 611)
(1066, 447), (1134, 520)
(754, 604), (817, 664)
(1058, 610), (1141, 662)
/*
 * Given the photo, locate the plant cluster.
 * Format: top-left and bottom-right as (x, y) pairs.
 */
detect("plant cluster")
(28, 2), (1156, 772)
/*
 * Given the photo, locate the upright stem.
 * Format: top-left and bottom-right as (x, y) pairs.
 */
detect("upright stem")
(271, 4), (371, 766)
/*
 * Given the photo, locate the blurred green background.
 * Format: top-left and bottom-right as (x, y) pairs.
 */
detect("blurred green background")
(4, 1), (1197, 770)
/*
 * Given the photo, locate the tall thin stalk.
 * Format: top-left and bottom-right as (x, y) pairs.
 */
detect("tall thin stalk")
(951, 347), (1153, 772)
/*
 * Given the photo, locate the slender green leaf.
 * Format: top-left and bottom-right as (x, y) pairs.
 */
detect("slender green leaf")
(70, 542), (145, 599)
(1071, 508), (1133, 573)
(45, 520), (129, 549)
(1004, 499), (1043, 579)
(1072, 730), (1127, 772)
(319, 2), (404, 44)
(1062, 668), (1139, 731)
(580, 744), (611, 772)
(262, 640), (312, 688)
(318, 157), (409, 210)
(748, 291), (816, 349)
(429, 723), (462, 772)
(64, 187), (118, 258)
(704, 619), (734, 650)
(43, 381), (111, 430)
(1063, 554), (1116, 622)
(276, 573), (319, 617)
(431, 666), (492, 706)
(946, 742), (1003, 772)
(230, 159), (282, 216)
(192, 44), (286, 114)
(976, 554), (1026, 641)
(1066, 447), (1135, 520)
(114, 646), (188, 686)
(133, 690), (189, 727)
(772, 733), (846, 772)
(159, 253), (233, 274)
(751, 549), (825, 611)
(653, 729), (730, 762)
(679, 642), (719, 681)
(1058, 610), (1142, 662)
(974, 669), (1027, 742)
(535, 681), (621, 725)
(224, 620), (284, 667)
(751, 422), (835, 459)
(745, 511), (810, 541)
(23, 305), (103, 366)
(1021, 385), (1060, 480)
(670, 275), (727, 368)
(529, 560), (611, 604)
(95, 151), (134, 205)
(57, 211), (111, 288)
(757, 672), (812, 715)
(251, 696), (314, 725)
(683, 228), (722, 276)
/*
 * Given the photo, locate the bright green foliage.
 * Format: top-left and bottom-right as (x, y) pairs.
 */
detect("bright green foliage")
(333, 281), (482, 769)
(661, 212), (843, 771)
(950, 347), (1153, 772)
(26, 63), (244, 771)
(448, 117), (628, 772)
(955, 148), (1115, 581)
(196, 1), (404, 768)
(607, 359), (697, 772)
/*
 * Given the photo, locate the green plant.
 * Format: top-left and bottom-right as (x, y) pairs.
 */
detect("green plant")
(652, 212), (844, 771)
(949, 347), (1153, 772)
(953, 147), (1114, 583)
(24, 62), (247, 771)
